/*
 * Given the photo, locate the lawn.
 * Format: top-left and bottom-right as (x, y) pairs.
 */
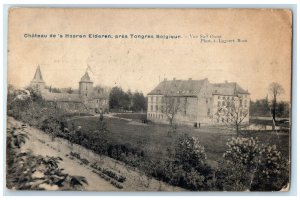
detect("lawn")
(69, 116), (290, 167)
(113, 113), (147, 121)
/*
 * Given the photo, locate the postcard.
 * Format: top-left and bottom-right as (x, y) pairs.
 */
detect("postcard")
(6, 8), (292, 191)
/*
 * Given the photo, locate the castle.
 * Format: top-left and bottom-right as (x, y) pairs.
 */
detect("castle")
(30, 66), (109, 114)
(147, 78), (250, 126)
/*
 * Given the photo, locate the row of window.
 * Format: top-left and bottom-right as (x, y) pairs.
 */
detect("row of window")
(217, 95), (247, 100)
(149, 96), (188, 103)
(148, 113), (164, 119)
(217, 100), (248, 107)
(149, 105), (164, 112)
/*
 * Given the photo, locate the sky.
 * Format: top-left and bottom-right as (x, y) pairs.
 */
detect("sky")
(8, 8), (292, 101)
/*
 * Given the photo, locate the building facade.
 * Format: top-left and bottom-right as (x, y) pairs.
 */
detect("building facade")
(147, 78), (250, 126)
(30, 66), (109, 114)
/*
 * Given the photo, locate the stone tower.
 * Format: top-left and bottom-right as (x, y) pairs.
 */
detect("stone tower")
(79, 71), (93, 99)
(30, 65), (46, 92)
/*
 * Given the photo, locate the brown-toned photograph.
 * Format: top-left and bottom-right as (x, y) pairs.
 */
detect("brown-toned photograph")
(6, 8), (292, 191)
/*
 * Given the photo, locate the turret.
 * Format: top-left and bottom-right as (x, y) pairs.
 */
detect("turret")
(30, 65), (45, 92)
(79, 71), (93, 99)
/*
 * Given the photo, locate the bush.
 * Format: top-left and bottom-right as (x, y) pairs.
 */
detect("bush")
(174, 133), (207, 172)
(218, 137), (289, 191)
(251, 145), (289, 191)
(147, 134), (215, 191)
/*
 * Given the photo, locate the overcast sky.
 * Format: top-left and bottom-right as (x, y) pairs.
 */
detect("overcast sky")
(8, 8), (292, 101)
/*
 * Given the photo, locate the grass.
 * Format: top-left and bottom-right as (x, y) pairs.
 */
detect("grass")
(69, 116), (290, 167)
(113, 113), (147, 121)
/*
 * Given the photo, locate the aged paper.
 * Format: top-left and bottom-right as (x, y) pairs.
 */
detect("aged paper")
(7, 8), (292, 191)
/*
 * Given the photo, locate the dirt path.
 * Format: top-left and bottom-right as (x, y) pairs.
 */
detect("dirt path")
(7, 117), (185, 192)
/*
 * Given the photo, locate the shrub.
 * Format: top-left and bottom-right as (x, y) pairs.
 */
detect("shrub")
(251, 145), (289, 191)
(218, 137), (289, 191)
(174, 133), (207, 172)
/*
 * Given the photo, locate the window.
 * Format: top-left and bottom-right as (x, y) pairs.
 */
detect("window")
(155, 105), (158, 112)
(151, 96), (153, 102)
(156, 96), (158, 102)
(218, 96), (220, 99)
(177, 97), (180, 103)
(244, 99), (247, 105)
(222, 101), (225, 106)
(161, 105), (164, 111)
(150, 105), (153, 111)
(207, 108), (210, 116)
(218, 101), (221, 107)
(206, 98), (208, 104)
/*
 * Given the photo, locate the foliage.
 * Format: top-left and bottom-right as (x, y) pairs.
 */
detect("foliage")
(250, 98), (289, 118)
(250, 97), (270, 117)
(109, 86), (147, 112)
(109, 87), (131, 110)
(251, 145), (289, 191)
(174, 134), (207, 171)
(6, 125), (88, 190)
(217, 137), (289, 191)
(131, 92), (147, 112)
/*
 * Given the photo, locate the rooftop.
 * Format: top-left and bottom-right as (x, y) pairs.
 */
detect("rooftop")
(148, 78), (249, 96)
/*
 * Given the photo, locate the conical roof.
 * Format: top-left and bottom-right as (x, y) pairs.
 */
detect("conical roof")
(31, 65), (45, 83)
(80, 71), (93, 83)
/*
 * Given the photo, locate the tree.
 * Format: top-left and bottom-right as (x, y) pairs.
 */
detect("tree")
(109, 87), (130, 111)
(132, 92), (147, 112)
(160, 96), (185, 128)
(219, 137), (289, 191)
(250, 97), (269, 117)
(268, 82), (285, 129)
(215, 96), (248, 136)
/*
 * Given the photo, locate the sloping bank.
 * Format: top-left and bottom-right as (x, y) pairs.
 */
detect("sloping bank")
(7, 117), (185, 191)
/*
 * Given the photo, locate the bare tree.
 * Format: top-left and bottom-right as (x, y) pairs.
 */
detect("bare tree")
(215, 96), (248, 136)
(268, 82), (285, 129)
(160, 96), (186, 127)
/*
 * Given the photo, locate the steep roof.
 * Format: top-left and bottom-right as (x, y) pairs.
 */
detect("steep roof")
(148, 79), (207, 96)
(42, 92), (82, 102)
(31, 65), (45, 83)
(80, 72), (93, 83)
(213, 82), (249, 95)
(148, 78), (249, 97)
